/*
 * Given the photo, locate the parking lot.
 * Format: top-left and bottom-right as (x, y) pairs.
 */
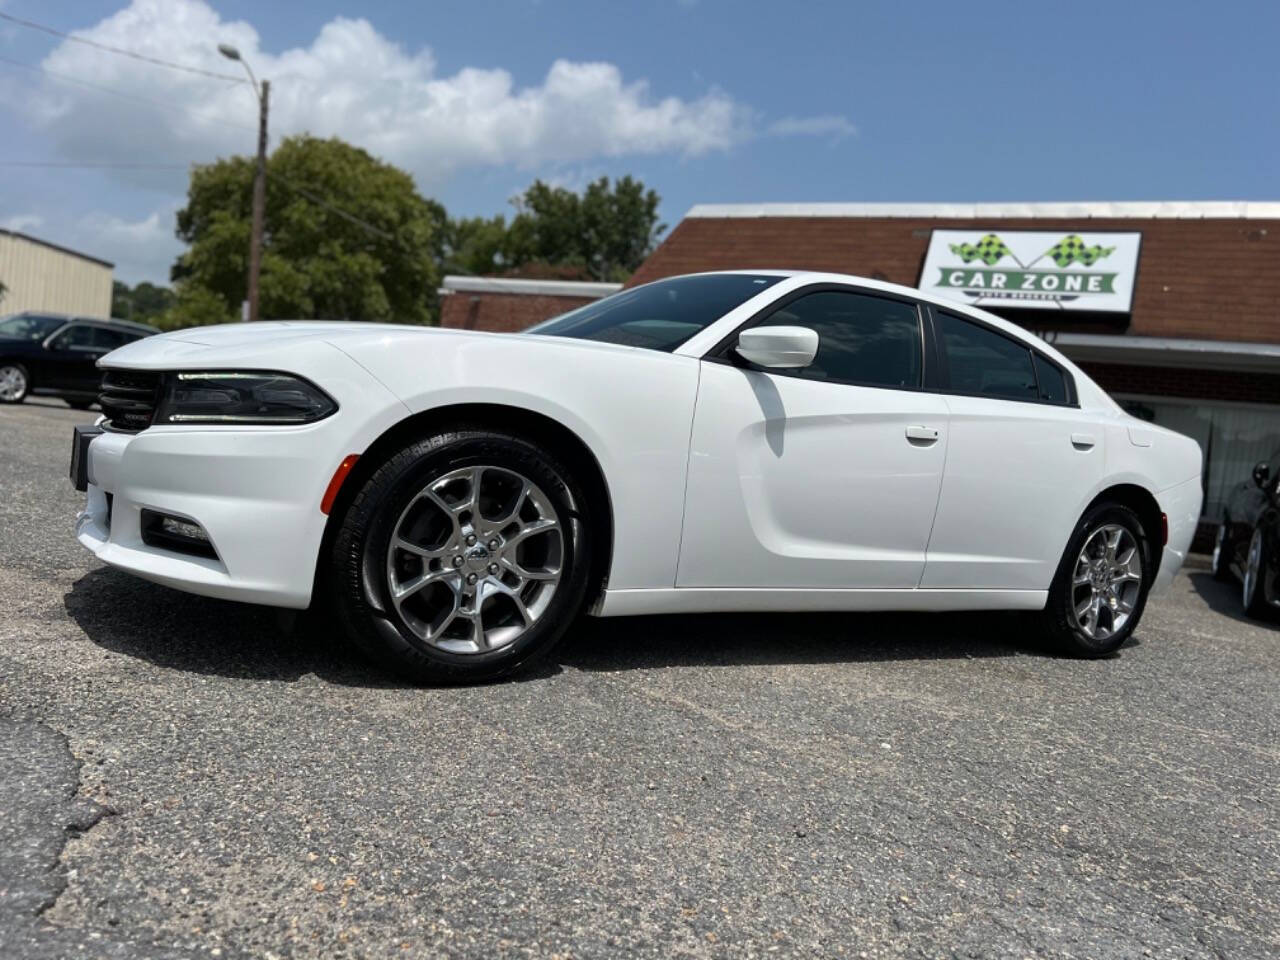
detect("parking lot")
(0, 398), (1277, 959)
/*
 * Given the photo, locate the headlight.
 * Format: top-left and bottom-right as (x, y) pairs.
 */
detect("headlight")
(155, 371), (337, 425)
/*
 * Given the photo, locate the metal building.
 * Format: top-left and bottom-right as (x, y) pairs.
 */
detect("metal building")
(0, 228), (113, 319)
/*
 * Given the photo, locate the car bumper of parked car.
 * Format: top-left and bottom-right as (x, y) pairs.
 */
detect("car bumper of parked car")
(1152, 475), (1204, 595)
(75, 423), (353, 609)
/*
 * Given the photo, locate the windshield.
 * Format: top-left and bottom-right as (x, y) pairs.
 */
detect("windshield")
(527, 274), (783, 352)
(0, 314), (67, 341)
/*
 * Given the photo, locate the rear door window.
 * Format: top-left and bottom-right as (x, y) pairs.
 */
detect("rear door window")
(936, 312), (1038, 401)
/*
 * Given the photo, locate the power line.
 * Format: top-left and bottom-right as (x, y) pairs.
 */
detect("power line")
(0, 55), (256, 132)
(0, 11), (247, 83)
(0, 161), (193, 169)
(267, 173), (397, 242)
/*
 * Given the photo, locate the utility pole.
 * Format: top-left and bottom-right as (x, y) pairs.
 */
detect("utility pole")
(248, 79), (269, 323)
(217, 43), (268, 322)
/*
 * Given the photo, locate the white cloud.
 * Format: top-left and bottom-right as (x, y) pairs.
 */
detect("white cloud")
(28, 0), (757, 185)
(12, 0), (854, 283)
(1, 214), (44, 232)
(73, 206), (182, 285)
(767, 115), (857, 139)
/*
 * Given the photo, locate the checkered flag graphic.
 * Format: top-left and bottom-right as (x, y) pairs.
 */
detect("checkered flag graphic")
(1045, 235), (1116, 267)
(949, 234), (1012, 266)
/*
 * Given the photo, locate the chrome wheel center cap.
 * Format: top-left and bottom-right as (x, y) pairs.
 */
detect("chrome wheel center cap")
(1090, 560), (1108, 588)
(465, 544), (491, 571)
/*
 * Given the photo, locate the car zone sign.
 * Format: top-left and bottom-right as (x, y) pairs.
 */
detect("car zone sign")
(918, 229), (1142, 313)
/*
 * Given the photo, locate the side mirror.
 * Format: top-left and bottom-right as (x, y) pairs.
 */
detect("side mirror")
(1253, 461), (1271, 489)
(736, 325), (819, 369)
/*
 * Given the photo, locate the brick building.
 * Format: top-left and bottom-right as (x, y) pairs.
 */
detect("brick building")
(439, 276), (620, 333)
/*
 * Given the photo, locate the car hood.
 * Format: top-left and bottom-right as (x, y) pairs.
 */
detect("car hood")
(97, 320), (665, 369)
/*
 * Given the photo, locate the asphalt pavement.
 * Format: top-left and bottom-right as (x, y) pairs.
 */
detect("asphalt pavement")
(1, 398), (1277, 959)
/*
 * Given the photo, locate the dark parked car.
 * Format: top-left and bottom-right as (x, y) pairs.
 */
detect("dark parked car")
(0, 313), (158, 408)
(1211, 452), (1280, 619)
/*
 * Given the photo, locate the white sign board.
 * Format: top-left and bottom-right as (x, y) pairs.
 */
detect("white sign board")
(918, 230), (1142, 312)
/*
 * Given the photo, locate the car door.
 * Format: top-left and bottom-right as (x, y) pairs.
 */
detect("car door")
(42, 323), (107, 390)
(919, 308), (1106, 591)
(677, 286), (950, 589)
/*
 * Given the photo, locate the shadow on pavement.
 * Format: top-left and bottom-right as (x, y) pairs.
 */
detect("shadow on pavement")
(67, 567), (1072, 685)
(560, 608), (1063, 672)
(64, 567), (400, 687)
(1186, 570), (1278, 628)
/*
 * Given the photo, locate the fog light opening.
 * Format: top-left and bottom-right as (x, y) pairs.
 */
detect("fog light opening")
(141, 509), (218, 560)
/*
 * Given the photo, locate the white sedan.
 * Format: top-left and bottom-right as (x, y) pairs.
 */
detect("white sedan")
(72, 271), (1203, 681)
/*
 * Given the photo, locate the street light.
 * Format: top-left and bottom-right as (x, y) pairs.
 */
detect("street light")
(218, 43), (269, 323)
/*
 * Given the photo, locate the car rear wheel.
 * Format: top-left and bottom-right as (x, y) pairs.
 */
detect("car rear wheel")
(330, 428), (593, 683)
(1040, 502), (1151, 657)
(1242, 526), (1276, 620)
(1210, 518), (1233, 581)
(0, 362), (29, 403)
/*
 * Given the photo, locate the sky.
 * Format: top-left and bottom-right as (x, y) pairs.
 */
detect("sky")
(0, 0), (1276, 286)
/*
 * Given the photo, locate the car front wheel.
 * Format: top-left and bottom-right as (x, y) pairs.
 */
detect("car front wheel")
(1040, 503), (1151, 657)
(0, 362), (29, 404)
(330, 428), (593, 683)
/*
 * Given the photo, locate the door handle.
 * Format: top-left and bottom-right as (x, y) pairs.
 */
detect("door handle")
(905, 425), (940, 443)
(1071, 432), (1096, 450)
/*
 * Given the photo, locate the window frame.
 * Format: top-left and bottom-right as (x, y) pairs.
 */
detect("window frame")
(704, 282), (933, 393)
(700, 282), (1079, 408)
(924, 305), (1078, 408)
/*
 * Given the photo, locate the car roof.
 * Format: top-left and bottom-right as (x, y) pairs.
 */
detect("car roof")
(1, 311), (159, 334)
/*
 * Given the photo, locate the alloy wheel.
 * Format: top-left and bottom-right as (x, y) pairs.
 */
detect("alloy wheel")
(0, 365), (26, 401)
(1070, 523), (1143, 641)
(384, 465), (563, 654)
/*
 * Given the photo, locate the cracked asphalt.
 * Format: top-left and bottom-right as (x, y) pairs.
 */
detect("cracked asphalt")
(1, 397), (1278, 959)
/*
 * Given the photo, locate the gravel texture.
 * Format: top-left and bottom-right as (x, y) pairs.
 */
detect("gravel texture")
(1, 397), (1277, 959)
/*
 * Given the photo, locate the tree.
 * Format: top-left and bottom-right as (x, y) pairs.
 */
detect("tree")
(503, 176), (665, 282)
(172, 135), (439, 325)
(113, 280), (176, 323)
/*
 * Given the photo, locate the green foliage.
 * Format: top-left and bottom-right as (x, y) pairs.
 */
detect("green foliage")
(154, 283), (235, 331)
(504, 176), (665, 282)
(436, 177), (665, 283)
(168, 133), (663, 327)
(173, 135), (440, 325)
(112, 280), (176, 323)
(0, 279), (6, 306)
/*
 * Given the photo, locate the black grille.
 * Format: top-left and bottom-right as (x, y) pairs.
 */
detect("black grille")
(99, 370), (162, 432)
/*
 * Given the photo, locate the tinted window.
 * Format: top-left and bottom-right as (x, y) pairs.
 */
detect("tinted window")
(528, 274), (782, 352)
(1032, 353), (1069, 404)
(0, 314), (66, 340)
(757, 290), (921, 389)
(93, 327), (130, 350)
(51, 324), (96, 349)
(937, 313), (1037, 400)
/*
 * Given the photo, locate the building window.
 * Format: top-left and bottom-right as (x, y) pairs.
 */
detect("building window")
(1119, 396), (1280, 521)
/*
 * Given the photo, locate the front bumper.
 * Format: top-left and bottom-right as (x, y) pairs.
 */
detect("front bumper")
(77, 425), (343, 607)
(75, 347), (407, 609)
(1152, 475), (1203, 595)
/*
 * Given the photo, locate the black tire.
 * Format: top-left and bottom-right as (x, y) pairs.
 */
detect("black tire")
(1242, 526), (1276, 621)
(1040, 502), (1153, 657)
(330, 428), (593, 683)
(68, 399), (95, 411)
(1210, 516), (1233, 581)
(0, 361), (30, 404)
